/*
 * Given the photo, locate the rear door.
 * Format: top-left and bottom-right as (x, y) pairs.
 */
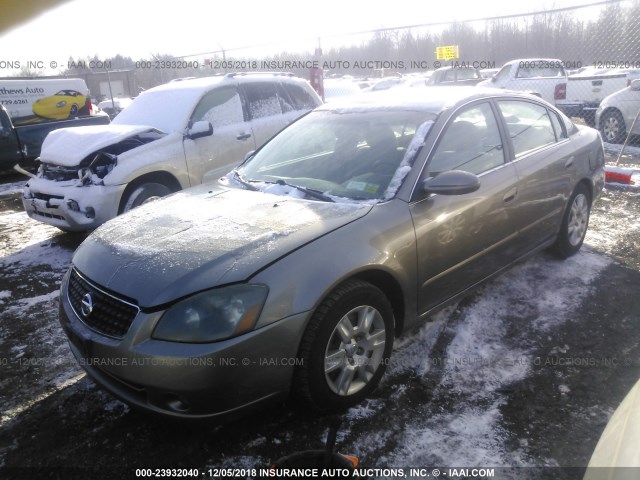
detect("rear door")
(495, 99), (574, 254)
(241, 82), (290, 147)
(182, 85), (256, 184)
(409, 101), (520, 314)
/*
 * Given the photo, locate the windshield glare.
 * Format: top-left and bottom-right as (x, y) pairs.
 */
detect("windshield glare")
(238, 109), (435, 202)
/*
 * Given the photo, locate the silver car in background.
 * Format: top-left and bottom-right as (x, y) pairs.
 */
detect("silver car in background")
(59, 87), (605, 419)
(596, 78), (640, 143)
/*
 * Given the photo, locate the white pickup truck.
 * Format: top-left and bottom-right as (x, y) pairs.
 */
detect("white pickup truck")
(477, 58), (568, 105)
(23, 73), (322, 231)
(556, 68), (635, 125)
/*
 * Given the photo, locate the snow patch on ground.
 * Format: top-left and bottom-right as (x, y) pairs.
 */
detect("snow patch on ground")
(362, 249), (610, 468)
(0, 179), (26, 197)
(0, 211), (73, 272)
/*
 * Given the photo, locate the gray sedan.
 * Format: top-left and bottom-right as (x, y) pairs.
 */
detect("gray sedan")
(59, 87), (605, 419)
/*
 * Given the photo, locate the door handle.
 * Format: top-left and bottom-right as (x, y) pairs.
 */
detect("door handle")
(564, 156), (575, 168)
(503, 187), (517, 203)
(236, 133), (252, 141)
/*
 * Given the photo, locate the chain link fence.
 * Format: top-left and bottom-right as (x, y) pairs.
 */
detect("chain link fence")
(61, 0), (640, 142)
(99, 0), (639, 83)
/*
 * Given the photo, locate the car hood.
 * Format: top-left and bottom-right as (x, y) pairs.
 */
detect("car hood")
(72, 184), (372, 308)
(40, 124), (163, 167)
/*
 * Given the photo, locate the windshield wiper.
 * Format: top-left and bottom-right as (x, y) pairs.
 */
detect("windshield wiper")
(274, 179), (335, 202)
(232, 170), (258, 191)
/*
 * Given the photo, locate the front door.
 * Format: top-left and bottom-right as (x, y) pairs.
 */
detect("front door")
(409, 101), (520, 314)
(183, 85), (256, 185)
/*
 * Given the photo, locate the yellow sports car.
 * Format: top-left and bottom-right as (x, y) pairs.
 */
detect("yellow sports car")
(32, 90), (88, 119)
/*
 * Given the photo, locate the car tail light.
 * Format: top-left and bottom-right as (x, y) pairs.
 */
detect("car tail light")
(555, 83), (567, 100)
(628, 79), (632, 87)
(86, 98), (94, 115)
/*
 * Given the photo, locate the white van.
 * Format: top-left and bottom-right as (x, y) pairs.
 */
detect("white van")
(0, 78), (93, 125)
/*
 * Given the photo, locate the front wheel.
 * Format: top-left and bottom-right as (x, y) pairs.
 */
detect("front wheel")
(600, 110), (626, 144)
(121, 182), (172, 213)
(294, 280), (394, 412)
(551, 184), (591, 259)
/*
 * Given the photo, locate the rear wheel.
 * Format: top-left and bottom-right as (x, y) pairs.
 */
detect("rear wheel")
(69, 104), (79, 116)
(121, 182), (172, 213)
(551, 184), (591, 259)
(294, 280), (394, 412)
(600, 110), (626, 144)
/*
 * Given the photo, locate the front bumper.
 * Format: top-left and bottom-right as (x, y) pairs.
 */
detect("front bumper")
(58, 269), (309, 419)
(22, 177), (124, 231)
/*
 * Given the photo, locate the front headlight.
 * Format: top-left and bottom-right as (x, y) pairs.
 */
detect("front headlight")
(56, 101), (67, 108)
(152, 285), (268, 343)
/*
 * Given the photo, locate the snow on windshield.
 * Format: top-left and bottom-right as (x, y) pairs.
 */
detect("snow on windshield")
(113, 88), (203, 133)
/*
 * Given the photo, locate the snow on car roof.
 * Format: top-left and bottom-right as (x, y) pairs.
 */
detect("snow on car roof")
(148, 73), (309, 93)
(316, 86), (518, 114)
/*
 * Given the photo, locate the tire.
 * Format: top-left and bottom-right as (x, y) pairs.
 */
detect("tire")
(600, 110), (626, 144)
(551, 184), (591, 259)
(121, 182), (172, 213)
(69, 104), (79, 116)
(294, 279), (394, 412)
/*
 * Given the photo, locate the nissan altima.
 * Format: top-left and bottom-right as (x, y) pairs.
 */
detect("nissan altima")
(59, 87), (605, 419)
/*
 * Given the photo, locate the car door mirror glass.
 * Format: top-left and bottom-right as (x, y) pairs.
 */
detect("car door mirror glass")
(187, 120), (213, 140)
(422, 170), (480, 195)
(630, 79), (640, 91)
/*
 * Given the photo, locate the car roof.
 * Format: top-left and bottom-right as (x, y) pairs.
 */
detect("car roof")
(315, 86), (543, 114)
(147, 73), (310, 94)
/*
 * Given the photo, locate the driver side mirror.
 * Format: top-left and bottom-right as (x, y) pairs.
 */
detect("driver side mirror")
(422, 170), (480, 195)
(630, 79), (640, 91)
(186, 120), (213, 140)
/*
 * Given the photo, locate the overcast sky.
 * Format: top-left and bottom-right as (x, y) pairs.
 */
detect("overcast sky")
(0, 0), (610, 74)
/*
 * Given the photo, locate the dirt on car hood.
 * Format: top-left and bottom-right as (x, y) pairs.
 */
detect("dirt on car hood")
(40, 124), (163, 167)
(71, 184), (372, 308)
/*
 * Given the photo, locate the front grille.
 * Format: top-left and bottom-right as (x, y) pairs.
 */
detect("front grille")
(68, 269), (139, 338)
(32, 192), (64, 203)
(41, 164), (79, 181)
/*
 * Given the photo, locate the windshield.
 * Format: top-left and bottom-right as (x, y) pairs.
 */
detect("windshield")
(113, 88), (202, 132)
(237, 109), (436, 202)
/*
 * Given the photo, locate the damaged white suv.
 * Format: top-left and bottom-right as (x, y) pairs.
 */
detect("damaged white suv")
(22, 73), (321, 231)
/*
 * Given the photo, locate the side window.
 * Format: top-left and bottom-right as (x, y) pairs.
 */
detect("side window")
(497, 101), (557, 157)
(443, 69), (455, 82)
(458, 69), (478, 80)
(284, 83), (318, 110)
(428, 102), (505, 175)
(548, 109), (568, 140)
(191, 86), (244, 128)
(243, 82), (283, 120)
